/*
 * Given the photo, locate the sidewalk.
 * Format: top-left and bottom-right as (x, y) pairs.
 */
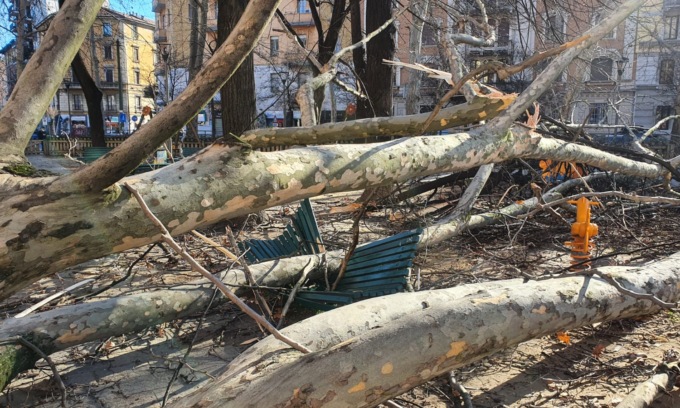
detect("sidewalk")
(28, 155), (82, 175)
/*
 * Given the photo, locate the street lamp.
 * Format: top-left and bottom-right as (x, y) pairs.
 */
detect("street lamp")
(161, 45), (170, 105)
(64, 80), (72, 136)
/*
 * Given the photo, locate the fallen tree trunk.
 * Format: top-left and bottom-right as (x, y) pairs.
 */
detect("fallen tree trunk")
(0, 175), (598, 389)
(172, 254), (680, 407)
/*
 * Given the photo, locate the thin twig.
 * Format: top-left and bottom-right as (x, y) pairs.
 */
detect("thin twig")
(225, 227), (273, 322)
(277, 259), (315, 329)
(191, 230), (241, 265)
(124, 182), (310, 354)
(331, 194), (372, 291)
(448, 371), (474, 408)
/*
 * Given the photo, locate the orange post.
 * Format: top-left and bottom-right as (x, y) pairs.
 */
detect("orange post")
(564, 197), (599, 270)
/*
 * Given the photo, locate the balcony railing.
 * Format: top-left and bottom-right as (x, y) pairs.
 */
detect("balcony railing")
(285, 12), (314, 27)
(152, 0), (165, 12)
(154, 28), (167, 43)
(100, 81), (120, 89)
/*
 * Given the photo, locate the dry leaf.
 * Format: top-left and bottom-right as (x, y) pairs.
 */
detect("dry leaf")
(556, 331), (571, 345)
(239, 337), (259, 346)
(592, 344), (606, 358)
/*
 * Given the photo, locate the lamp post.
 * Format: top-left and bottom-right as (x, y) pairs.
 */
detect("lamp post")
(64, 80), (72, 136)
(161, 45), (170, 105)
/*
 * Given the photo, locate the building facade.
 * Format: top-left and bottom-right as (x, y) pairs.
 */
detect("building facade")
(36, 7), (156, 135)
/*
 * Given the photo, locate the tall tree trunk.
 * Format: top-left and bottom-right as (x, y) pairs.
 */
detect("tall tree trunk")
(405, 0), (430, 115)
(351, 0), (367, 117)
(217, 0), (255, 135)
(356, 0), (394, 119)
(72, 53), (105, 146)
(188, 0), (209, 139)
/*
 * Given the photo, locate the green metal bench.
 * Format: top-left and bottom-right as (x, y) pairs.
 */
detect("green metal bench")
(238, 199), (324, 263)
(182, 147), (201, 157)
(295, 229), (422, 310)
(82, 147), (113, 163)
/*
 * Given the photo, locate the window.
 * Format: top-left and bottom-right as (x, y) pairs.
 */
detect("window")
(299, 34), (307, 48)
(592, 12), (615, 39)
(656, 106), (674, 130)
(497, 18), (511, 46)
(73, 94), (82, 110)
(270, 36), (279, 57)
(133, 46), (139, 62)
(666, 16), (679, 40)
(135, 96), (142, 110)
(588, 103), (608, 124)
(104, 44), (113, 60)
(103, 22), (112, 37)
(104, 67), (114, 83)
(297, 0), (310, 13)
(106, 95), (116, 110)
(132, 26), (139, 40)
(134, 70), (140, 84)
(660, 59), (675, 84)
(590, 57), (613, 81)
(544, 12), (564, 43)
(270, 73), (283, 93)
(422, 24), (437, 46)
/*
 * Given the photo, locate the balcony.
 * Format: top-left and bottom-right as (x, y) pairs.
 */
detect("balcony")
(154, 28), (167, 43)
(100, 81), (120, 89)
(152, 0), (165, 12)
(285, 12), (314, 27)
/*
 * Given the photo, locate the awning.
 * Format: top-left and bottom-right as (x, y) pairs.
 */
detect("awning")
(71, 116), (87, 122)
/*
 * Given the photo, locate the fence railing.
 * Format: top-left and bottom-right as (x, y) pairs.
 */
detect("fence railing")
(29, 138), (287, 157)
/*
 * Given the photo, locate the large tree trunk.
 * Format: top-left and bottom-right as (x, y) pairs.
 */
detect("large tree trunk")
(218, 0), (256, 136)
(0, 127), (666, 300)
(173, 253), (680, 406)
(0, 174), (595, 389)
(356, 0), (394, 119)
(71, 52), (106, 147)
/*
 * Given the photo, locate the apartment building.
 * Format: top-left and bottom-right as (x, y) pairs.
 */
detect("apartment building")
(36, 7), (156, 134)
(153, 0), (218, 103)
(632, 0), (679, 134)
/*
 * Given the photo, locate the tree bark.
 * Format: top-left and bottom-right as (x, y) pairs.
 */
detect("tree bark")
(173, 253), (680, 407)
(218, 0), (256, 136)
(357, 0), (394, 119)
(0, 173), (614, 390)
(0, 127), (668, 300)
(71, 52), (106, 147)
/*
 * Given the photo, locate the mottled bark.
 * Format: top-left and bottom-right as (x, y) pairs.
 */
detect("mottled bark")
(249, 93), (514, 146)
(218, 0), (256, 135)
(0, 0), (104, 166)
(175, 253), (680, 407)
(0, 127), (665, 300)
(0, 173), (608, 390)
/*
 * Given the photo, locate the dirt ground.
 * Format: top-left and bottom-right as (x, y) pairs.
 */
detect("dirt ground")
(2, 173), (680, 407)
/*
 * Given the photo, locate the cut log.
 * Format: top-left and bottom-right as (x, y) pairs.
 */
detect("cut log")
(616, 363), (679, 408)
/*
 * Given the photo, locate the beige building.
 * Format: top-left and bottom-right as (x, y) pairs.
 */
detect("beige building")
(39, 7), (156, 134)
